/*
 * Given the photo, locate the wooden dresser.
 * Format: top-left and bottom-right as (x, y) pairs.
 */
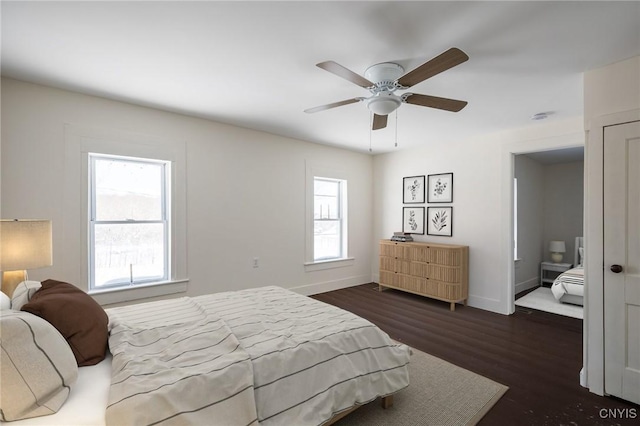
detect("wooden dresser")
(379, 240), (469, 311)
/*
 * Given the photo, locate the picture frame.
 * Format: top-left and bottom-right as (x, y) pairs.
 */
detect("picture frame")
(403, 175), (425, 204)
(427, 173), (453, 203)
(403, 207), (425, 234)
(427, 206), (453, 237)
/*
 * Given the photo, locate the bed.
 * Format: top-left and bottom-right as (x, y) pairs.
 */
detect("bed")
(551, 237), (584, 306)
(1, 284), (410, 425)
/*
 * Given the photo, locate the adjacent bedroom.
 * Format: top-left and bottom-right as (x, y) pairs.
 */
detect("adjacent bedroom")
(513, 147), (585, 319)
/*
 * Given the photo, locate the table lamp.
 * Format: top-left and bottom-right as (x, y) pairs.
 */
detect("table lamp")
(0, 219), (52, 297)
(549, 240), (566, 263)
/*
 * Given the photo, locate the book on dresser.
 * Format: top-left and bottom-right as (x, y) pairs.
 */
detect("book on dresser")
(378, 239), (469, 311)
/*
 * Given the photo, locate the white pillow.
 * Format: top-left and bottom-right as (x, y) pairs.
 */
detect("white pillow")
(578, 247), (584, 266)
(10, 281), (42, 311)
(0, 311), (78, 421)
(0, 291), (10, 310)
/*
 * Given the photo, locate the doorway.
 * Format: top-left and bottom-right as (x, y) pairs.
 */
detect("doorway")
(513, 147), (584, 318)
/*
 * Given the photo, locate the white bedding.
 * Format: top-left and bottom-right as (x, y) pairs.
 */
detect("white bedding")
(192, 286), (410, 425)
(551, 267), (584, 304)
(106, 297), (260, 426)
(5, 286), (410, 426)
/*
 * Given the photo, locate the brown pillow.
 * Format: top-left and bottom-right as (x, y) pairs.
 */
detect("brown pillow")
(21, 279), (108, 366)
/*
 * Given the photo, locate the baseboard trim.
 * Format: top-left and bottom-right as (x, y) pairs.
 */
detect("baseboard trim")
(467, 294), (505, 315)
(291, 275), (371, 296)
(515, 277), (539, 295)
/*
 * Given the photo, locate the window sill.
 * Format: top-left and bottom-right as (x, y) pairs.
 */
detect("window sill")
(89, 279), (189, 306)
(304, 257), (355, 272)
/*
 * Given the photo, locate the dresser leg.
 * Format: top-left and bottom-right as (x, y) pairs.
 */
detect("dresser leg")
(450, 302), (455, 311)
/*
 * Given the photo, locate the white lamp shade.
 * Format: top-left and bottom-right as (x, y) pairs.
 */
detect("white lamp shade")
(0, 220), (52, 271)
(549, 240), (566, 253)
(366, 95), (401, 116)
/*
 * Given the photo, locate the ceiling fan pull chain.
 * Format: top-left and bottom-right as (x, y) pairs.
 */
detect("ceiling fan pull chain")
(395, 110), (399, 148)
(369, 113), (373, 152)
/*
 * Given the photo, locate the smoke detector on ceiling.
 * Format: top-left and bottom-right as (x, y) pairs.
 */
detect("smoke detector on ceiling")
(531, 111), (554, 121)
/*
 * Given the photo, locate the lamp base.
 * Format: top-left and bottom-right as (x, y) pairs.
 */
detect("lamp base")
(551, 252), (564, 263)
(1, 270), (27, 298)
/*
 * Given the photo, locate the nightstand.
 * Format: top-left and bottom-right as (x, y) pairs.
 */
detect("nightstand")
(540, 261), (572, 286)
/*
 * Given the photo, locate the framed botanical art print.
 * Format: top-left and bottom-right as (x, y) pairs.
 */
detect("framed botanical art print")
(403, 207), (425, 234)
(403, 175), (425, 204)
(427, 173), (453, 203)
(427, 206), (453, 237)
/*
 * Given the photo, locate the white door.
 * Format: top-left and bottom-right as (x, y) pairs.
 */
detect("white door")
(604, 120), (640, 404)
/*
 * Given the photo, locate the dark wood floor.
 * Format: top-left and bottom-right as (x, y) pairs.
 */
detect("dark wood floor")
(312, 284), (639, 426)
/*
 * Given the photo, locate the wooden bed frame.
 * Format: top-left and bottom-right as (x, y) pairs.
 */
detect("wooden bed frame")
(326, 395), (394, 425)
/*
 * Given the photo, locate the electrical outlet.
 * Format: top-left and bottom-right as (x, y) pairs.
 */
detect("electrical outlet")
(253, 257), (259, 268)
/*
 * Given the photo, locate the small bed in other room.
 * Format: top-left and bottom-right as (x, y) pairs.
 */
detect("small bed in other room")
(551, 237), (584, 306)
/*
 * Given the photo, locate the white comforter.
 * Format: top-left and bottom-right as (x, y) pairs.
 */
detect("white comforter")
(106, 297), (259, 426)
(106, 286), (410, 426)
(551, 267), (584, 300)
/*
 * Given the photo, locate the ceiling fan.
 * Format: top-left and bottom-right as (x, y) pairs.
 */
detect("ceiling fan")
(305, 48), (469, 130)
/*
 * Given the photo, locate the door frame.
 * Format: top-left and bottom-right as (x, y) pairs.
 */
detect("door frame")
(501, 131), (584, 316)
(585, 109), (640, 396)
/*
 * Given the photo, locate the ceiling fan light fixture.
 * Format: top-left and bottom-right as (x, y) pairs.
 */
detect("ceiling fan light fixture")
(366, 95), (401, 116)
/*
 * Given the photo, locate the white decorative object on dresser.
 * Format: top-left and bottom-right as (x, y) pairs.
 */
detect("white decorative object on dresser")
(379, 240), (469, 311)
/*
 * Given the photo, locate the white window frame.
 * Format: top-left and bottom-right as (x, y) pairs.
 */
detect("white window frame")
(305, 162), (354, 271)
(88, 153), (171, 290)
(313, 177), (346, 261)
(64, 124), (188, 305)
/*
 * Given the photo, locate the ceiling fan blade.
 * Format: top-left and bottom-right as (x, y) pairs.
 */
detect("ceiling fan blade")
(403, 94), (468, 112)
(316, 61), (375, 88)
(372, 114), (388, 130)
(304, 98), (361, 114)
(397, 48), (469, 88)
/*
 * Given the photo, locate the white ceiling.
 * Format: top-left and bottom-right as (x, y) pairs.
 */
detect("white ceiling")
(2, 1), (639, 154)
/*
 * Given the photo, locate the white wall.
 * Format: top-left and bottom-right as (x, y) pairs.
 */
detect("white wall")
(0, 78), (374, 303)
(584, 56), (640, 130)
(514, 155), (544, 292)
(372, 117), (584, 314)
(542, 161), (584, 264)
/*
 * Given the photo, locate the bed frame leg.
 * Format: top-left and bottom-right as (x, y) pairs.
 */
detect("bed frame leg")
(381, 395), (394, 409)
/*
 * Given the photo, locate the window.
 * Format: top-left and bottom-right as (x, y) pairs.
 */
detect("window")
(89, 154), (170, 290)
(305, 163), (352, 271)
(314, 177), (346, 261)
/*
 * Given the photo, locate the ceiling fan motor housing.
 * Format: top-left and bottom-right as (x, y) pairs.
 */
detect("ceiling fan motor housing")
(364, 63), (405, 115)
(364, 62), (404, 87)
